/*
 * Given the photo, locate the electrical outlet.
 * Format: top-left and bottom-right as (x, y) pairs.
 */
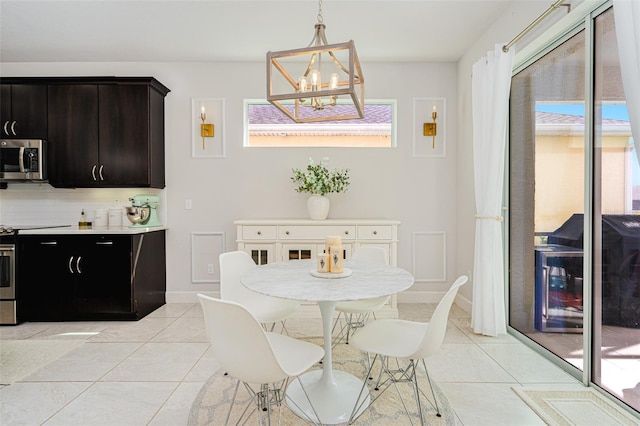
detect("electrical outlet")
(185, 199), (192, 210)
(207, 264), (214, 275)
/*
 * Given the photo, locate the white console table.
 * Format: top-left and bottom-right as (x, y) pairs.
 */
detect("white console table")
(234, 219), (400, 318)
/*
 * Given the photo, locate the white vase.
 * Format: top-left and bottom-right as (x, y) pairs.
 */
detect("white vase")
(307, 195), (330, 220)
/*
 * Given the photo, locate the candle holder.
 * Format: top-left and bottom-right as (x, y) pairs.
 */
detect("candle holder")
(423, 109), (437, 148)
(192, 98), (226, 158)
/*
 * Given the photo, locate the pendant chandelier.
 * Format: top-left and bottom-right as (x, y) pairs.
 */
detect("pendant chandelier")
(266, 0), (364, 123)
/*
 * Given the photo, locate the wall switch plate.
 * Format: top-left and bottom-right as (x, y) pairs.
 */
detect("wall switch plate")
(207, 264), (214, 275)
(185, 199), (192, 210)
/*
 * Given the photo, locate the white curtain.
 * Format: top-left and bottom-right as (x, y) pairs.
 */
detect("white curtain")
(471, 44), (514, 336)
(613, 0), (640, 165)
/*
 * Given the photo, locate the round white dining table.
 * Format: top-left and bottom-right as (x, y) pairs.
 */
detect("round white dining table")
(240, 258), (414, 425)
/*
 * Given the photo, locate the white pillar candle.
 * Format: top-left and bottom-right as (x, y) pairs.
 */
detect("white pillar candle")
(328, 244), (344, 273)
(317, 253), (329, 273)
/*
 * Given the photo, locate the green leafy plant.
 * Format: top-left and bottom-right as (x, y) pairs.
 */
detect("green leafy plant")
(291, 157), (350, 196)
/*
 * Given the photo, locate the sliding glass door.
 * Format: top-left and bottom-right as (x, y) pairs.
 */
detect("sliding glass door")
(509, 26), (586, 369)
(508, 3), (639, 414)
(592, 7), (640, 411)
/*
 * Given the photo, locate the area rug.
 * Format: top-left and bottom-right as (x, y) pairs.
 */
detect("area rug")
(189, 338), (458, 425)
(0, 340), (84, 384)
(513, 387), (639, 426)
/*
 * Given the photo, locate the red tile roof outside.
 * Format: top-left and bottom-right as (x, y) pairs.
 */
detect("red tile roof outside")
(247, 103), (392, 136)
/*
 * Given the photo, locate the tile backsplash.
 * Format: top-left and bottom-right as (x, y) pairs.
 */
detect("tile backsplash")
(0, 183), (164, 226)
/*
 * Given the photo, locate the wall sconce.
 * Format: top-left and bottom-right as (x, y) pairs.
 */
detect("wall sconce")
(200, 106), (214, 149)
(423, 105), (437, 148)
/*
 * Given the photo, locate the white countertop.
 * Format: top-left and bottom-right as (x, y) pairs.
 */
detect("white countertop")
(18, 225), (168, 235)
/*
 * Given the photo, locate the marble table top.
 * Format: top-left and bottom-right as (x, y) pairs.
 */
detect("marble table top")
(240, 259), (414, 302)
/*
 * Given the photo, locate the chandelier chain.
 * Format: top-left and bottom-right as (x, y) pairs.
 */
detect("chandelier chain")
(317, 0), (323, 23)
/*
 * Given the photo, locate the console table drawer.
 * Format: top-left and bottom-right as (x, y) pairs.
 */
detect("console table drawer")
(242, 226), (277, 240)
(278, 225), (356, 240)
(357, 225), (393, 240)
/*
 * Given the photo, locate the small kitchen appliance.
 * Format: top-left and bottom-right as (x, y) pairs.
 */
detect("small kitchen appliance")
(0, 139), (47, 182)
(126, 194), (161, 227)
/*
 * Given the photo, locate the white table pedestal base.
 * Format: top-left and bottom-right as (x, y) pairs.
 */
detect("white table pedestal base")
(286, 369), (370, 425)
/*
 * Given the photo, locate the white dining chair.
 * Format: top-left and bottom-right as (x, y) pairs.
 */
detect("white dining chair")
(332, 246), (390, 345)
(197, 294), (324, 425)
(347, 275), (468, 425)
(219, 250), (300, 333)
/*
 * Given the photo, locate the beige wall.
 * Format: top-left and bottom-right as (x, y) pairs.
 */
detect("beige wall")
(536, 135), (632, 233)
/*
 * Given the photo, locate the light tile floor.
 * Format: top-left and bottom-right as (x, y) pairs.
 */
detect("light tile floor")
(0, 303), (617, 425)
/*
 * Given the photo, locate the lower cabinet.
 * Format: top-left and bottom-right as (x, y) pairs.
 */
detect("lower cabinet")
(17, 231), (166, 321)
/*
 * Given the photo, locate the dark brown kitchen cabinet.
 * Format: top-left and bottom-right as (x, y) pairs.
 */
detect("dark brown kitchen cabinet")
(0, 84), (48, 138)
(45, 77), (169, 188)
(17, 230), (166, 321)
(47, 84), (99, 187)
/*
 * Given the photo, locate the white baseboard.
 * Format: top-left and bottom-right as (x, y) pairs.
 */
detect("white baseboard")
(455, 293), (472, 315)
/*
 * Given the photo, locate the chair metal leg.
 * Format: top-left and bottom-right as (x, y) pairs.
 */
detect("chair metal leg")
(224, 379), (291, 426)
(350, 355), (441, 426)
(332, 312), (371, 347)
(421, 359), (441, 417)
(410, 360), (425, 426)
(262, 320), (290, 336)
(225, 379), (242, 425)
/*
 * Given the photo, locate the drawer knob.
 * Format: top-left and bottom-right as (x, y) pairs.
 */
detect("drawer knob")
(286, 231), (290, 235)
(257, 231), (262, 235)
(344, 231), (349, 235)
(373, 231), (378, 235)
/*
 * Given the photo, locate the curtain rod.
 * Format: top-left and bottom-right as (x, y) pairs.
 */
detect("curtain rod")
(503, 0), (570, 52)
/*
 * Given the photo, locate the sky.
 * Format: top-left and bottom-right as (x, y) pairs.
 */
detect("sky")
(535, 103), (629, 121)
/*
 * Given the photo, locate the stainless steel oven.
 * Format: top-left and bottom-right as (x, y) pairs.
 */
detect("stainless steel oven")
(0, 244), (16, 325)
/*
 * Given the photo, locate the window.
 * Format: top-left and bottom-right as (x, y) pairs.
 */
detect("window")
(243, 100), (396, 147)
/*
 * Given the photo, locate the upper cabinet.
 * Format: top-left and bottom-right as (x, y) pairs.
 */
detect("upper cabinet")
(1, 76), (170, 188)
(0, 83), (48, 138)
(46, 77), (170, 188)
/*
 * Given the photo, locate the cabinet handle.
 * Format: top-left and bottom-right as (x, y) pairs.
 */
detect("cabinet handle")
(91, 165), (97, 181)
(344, 230), (349, 235)
(99, 165), (104, 181)
(40, 241), (58, 245)
(373, 231), (378, 235)
(257, 231), (262, 235)
(285, 231), (290, 235)
(68, 256), (75, 274)
(96, 241), (113, 245)
(10, 121), (16, 136)
(76, 256), (82, 274)
(2, 121), (8, 135)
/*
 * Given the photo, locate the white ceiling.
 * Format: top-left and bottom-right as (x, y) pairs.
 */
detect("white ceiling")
(0, 0), (518, 63)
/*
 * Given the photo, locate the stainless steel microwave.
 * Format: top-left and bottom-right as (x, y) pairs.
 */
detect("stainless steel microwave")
(0, 139), (47, 181)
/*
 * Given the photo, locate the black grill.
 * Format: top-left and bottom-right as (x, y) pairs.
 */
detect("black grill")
(548, 214), (640, 328)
